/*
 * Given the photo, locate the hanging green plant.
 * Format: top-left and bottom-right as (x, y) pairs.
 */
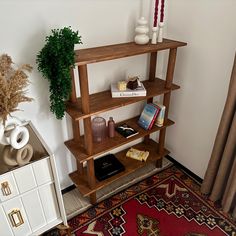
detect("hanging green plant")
(36, 27), (82, 119)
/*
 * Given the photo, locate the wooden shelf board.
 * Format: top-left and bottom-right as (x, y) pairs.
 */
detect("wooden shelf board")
(66, 78), (180, 121)
(65, 116), (174, 163)
(75, 39), (187, 65)
(69, 139), (170, 196)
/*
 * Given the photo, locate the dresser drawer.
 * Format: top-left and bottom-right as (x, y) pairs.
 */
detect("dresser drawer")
(32, 157), (53, 185)
(2, 197), (31, 236)
(39, 184), (60, 223)
(0, 205), (14, 236)
(13, 165), (37, 194)
(21, 189), (46, 232)
(0, 172), (19, 202)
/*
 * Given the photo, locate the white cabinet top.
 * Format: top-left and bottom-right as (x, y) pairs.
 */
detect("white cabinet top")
(0, 122), (50, 176)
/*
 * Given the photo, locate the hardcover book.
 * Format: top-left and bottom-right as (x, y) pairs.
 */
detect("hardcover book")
(138, 103), (160, 130)
(111, 82), (146, 98)
(115, 123), (139, 138)
(94, 154), (125, 181)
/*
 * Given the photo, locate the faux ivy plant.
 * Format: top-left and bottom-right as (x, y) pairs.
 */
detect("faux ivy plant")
(36, 27), (82, 119)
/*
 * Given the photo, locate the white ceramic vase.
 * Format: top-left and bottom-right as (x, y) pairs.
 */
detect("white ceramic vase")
(134, 17), (149, 45)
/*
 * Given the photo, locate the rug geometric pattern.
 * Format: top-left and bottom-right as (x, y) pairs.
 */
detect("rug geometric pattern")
(68, 166), (236, 236)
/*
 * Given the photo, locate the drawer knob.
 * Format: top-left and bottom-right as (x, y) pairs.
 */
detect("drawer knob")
(1, 181), (12, 196)
(8, 209), (24, 227)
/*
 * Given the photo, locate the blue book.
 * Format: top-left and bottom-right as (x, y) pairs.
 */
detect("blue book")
(138, 103), (160, 130)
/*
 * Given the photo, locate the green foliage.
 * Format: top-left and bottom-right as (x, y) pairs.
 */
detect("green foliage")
(36, 27), (82, 119)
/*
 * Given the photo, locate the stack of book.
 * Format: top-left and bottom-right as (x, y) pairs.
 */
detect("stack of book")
(138, 103), (161, 130)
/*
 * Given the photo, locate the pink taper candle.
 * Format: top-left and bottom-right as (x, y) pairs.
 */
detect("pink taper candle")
(153, 0), (159, 27)
(160, 0), (165, 22)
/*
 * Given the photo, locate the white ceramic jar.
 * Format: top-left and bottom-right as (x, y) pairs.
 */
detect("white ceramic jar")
(134, 17), (149, 45)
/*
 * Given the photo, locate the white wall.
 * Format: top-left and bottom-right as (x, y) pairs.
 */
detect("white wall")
(166, 0), (236, 178)
(0, 0), (154, 189)
(1, 0), (235, 189)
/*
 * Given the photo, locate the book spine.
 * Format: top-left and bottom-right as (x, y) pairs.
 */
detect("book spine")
(111, 91), (146, 98)
(155, 105), (166, 127)
(148, 106), (160, 130)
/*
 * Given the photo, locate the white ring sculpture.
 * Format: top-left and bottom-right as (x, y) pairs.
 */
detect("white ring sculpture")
(0, 117), (29, 149)
(16, 144), (33, 166)
(10, 126), (29, 150)
(0, 117), (21, 145)
(3, 144), (33, 167)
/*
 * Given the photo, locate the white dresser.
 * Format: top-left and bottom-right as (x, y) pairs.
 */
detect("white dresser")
(0, 122), (67, 236)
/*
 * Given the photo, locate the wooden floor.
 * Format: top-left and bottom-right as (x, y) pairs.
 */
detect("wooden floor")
(63, 157), (172, 219)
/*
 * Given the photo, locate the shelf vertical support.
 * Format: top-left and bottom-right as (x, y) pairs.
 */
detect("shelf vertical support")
(78, 65), (90, 114)
(78, 65), (96, 203)
(69, 67), (77, 103)
(158, 48), (177, 167)
(72, 119), (80, 143)
(149, 52), (157, 82)
(144, 52), (158, 144)
(78, 64), (93, 152)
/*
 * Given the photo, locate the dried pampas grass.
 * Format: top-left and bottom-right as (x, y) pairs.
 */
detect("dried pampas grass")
(0, 54), (33, 125)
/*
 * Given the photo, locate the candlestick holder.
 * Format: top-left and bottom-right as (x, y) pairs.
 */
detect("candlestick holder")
(151, 27), (158, 44)
(134, 17), (149, 45)
(157, 22), (164, 43)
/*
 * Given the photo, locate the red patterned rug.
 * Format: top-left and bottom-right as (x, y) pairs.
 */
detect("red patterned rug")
(68, 166), (236, 236)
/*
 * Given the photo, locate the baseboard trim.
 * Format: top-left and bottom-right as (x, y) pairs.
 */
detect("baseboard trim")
(62, 184), (76, 195)
(166, 155), (203, 183)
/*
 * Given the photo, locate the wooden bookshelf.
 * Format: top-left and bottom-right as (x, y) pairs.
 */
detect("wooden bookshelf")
(65, 39), (187, 203)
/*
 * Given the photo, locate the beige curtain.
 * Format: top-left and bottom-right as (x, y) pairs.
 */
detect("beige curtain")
(201, 53), (236, 219)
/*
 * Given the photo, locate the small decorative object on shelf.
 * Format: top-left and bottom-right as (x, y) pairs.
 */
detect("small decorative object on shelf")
(108, 117), (115, 138)
(138, 103), (161, 130)
(134, 17), (149, 45)
(115, 123), (139, 138)
(126, 147), (149, 162)
(151, 27), (158, 44)
(158, 22), (164, 43)
(151, 0), (159, 44)
(158, 0), (165, 42)
(117, 81), (127, 91)
(111, 77), (146, 98)
(92, 117), (106, 142)
(127, 76), (140, 90)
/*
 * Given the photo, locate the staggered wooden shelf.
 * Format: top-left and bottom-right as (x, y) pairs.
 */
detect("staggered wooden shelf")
(66, 78), (180, 120)
(69, 139), (169, 196)
(65, 39), (187, 204)
(65, 117), (174, 163)
(74, 39), (186, 65)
